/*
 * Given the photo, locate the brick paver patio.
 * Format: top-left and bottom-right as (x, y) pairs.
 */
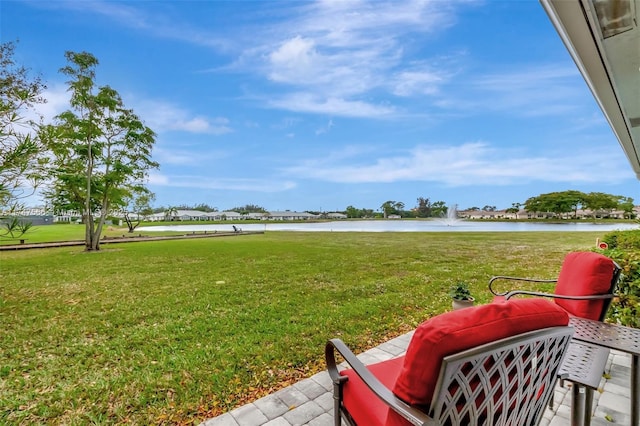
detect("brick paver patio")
(201, 331), (633, 426)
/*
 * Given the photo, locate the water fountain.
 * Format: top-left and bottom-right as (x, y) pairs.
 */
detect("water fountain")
(441, 204), (460, 226)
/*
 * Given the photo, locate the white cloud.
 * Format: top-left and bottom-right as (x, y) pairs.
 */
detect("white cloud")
(436, 65), (586, 117)
(269, 93), (395, 118)
(298, 0), (461, 45)
(134, 100), (232, 135)
(27, 84), (70, 124)
(391, 69), (446, 97)
(147, 173), (170, 185)
(269, 36), (318, 83)
(282, 142), (631, 186)
(148, 174), (297, 192)
(30, 1), (230, 50)
(153, 148), (199, 166)
(264, 35), (385, 97)
(33, 1), (469, 119)
(32, 84), (229, 136)
(31, 90), (227, 142)
(236, 1), (470, 117)
(476, 65), (579, 92)
(180, 117), (211, 133)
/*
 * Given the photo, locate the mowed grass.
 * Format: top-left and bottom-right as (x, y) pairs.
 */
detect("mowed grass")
(0, 231), (603, 424)
(0, 223), (187, 245)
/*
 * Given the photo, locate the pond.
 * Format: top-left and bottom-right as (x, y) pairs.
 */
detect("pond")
(138, 220), (640, 233)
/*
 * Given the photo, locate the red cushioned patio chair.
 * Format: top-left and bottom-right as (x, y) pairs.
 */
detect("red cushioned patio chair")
(488, 251), (621, 321)
(325, 299), (573, 426)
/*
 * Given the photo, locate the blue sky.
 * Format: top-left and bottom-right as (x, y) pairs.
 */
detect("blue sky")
(3, 0), (638, 212)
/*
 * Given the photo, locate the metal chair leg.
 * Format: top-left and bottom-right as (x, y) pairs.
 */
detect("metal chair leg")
(571, 384), (586, 426)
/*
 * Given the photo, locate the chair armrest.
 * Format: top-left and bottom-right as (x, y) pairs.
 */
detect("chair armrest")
(488, 276), (557, 296)
(504, 290), (616, 301)
(325, 338), (438, 426)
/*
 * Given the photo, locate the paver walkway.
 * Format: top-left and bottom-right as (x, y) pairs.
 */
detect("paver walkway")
(201, 331), (634, 426)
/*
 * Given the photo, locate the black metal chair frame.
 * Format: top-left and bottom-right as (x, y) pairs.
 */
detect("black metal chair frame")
(488, 260), (621, 321)
(326, 327), (573, 426)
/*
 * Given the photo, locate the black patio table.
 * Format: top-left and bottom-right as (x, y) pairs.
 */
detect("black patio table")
(568, 317), (640, 426)
(559, 340), (610, 426)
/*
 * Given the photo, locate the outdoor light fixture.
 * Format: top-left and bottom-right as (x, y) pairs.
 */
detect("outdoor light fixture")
(540, 0), (640, 179)
(592, 0), (635, 38)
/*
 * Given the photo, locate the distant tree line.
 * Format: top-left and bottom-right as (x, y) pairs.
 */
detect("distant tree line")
(232, 204), (267, 214)
(466, 205), (498, 212)
(146, 191), (636, 221)
(343, 198), (449, 219)
(344, 206), (376, 218)
(152, 203), (218, 213)
(344, 192), (635, 219)
(151, 203), (268, 215)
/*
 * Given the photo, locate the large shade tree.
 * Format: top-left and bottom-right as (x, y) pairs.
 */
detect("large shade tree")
(43, 51), (158, 251)
(523, 190), (630, 219)
(524, 190), (586, 218)
(0, 41), (47, 238)
(582, 192), (620, 218)
(431, 200), (447, 218)
(415, 197), (432, 218)
(617, 196), (635, 219)
(380, 200), (405, 218)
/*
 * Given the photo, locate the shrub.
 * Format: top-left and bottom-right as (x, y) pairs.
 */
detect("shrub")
(602, 229), (640, 250)
(601, 230), (640, 328)
(449, 282), (473, 300)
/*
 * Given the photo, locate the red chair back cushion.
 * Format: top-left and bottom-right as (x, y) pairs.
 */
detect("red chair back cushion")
(392, 298), (569, 407)
(554, 251), (615, 320)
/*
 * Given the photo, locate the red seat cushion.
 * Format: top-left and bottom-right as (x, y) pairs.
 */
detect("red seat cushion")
(340, 356), (404, 426)
(392, 298), (569, 407)
(554, 251), (615, 320)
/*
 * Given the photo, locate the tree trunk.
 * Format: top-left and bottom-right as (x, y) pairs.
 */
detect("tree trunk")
(90, 196), (111, 251)
(124, 213), (139, 233)
(85, 213), (95, 251)
(124, 214), (133, 232)
(84, 128), (94, 251)
(91, 216), (105, 251)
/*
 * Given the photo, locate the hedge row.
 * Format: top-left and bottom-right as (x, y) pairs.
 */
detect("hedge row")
(602, 229), (640, 328)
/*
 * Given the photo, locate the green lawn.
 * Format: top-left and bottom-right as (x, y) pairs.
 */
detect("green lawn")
(0, 223), (192, 246)
(0, 231), (603, 424)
